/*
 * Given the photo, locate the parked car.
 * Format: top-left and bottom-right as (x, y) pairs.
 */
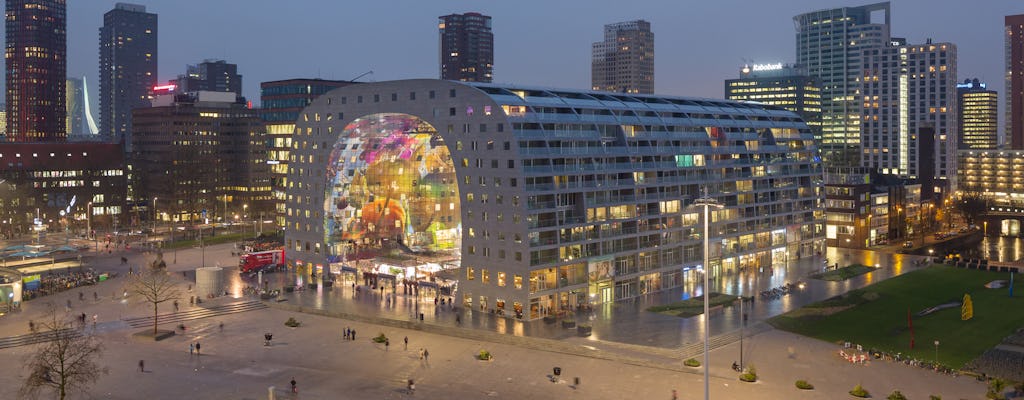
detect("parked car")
(903, 241), (914, 249)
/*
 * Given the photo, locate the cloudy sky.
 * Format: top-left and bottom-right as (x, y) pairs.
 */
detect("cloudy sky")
(41, 0), (1023, 110)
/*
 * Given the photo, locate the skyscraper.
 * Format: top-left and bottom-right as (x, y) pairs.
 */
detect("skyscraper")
(260, 79), (355, 227)
(99, 2), (157, 145)
(795, 2), (890, 166)
(1006, 14), (1024, 149)
(725, 63), (821, 136)
(5, 0), (67, 142)
(438, 12), (493, 82)
(957, 79), (998, 150)
(592, 20), (654, 94)
(860, 40), (958, 194)
(174, 60), (243, 95)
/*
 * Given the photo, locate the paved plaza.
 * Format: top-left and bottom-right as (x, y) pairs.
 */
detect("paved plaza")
(0, 239), (994, 399)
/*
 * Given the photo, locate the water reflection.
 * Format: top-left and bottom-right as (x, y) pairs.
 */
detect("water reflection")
(975, 236), (1024, 262)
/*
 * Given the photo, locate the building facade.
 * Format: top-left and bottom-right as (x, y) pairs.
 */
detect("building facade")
(173, 60), (242, 95)
(99, 2), (157, 146)
(725, 63), (821, 136)
(5, 0), (67, 142)
(957, 79), (998, 150)
(1007, 14), (1024, 149)
(591, 20), (654, 94)
(439, 12), (493, 83)
(284, 79), (824, 320)
(860, 41), (958, 194)
(0, 143), (126, 237)
(131, 91), (270, 224)
(958, 149), (1024, 236)
(795, 2), (890, 166)
(824, 168), (921, 248)
(260, 79), (356, 228)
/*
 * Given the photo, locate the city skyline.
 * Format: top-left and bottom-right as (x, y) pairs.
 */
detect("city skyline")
(15, 0), (1014, 114)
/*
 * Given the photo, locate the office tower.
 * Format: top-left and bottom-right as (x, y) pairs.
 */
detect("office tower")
(286, 79), (824, 319)
(592, 20), (654, 94)
(66, 77), (99, 136)
(5, 0), (67, 142)
(132, 91), (269, 224)
(795, 2), (890, 165)
(860, 40), (958, 195)
(174, 60), (243, 95)
(1007, 14), (1024, 149)
(957, 79), (998, 150)
(725, 63), (821, 136)
(99, 2), (157, 146)
(260, 79), (355, 227)
(438, 12), (493, 82)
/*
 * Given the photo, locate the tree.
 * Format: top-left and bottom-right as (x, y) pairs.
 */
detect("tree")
(955, 191), (988, 227)
(129, 255), (181, 335)
(19, 304), (108, 400)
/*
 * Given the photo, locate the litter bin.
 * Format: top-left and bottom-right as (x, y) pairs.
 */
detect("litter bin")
(553, 367), (561, 376)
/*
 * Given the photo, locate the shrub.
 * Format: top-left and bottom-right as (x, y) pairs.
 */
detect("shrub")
(739, 364), (757, 382)
(683, 358), (701, 367)
(284, 317), (300, 327)
(478, 349), (492, 360)
(795, 380), (814, 390)
(929, 396), (942, 400)
(372, 333), (387, 343)
(850, 384), (870, 398)
(888, 390), (908, 400)
(987, 378), (1008, 399)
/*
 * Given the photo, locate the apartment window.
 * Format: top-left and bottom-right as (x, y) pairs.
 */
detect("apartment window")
(374, 94), (380, 102)
(514, 274), (523, 289)
(466, 267), (475, 280)
(450, 107), (457, 116)
(497, 272), (506, 287)
(391, 93), (398, 101)
(429, 90), (436, 99)
(481, 269), (490, 284)
(449, 89), (457, 98)
(409, 92), (416, 100)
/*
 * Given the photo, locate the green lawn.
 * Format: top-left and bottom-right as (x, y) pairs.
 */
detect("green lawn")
(647, 293), (739, 317)
(161, 232), (248, 249)
(811, 264), (877, 281)
(770, 265), (1024, 368)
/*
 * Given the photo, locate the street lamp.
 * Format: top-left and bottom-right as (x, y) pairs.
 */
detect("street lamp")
(87, 202), (97, 252)
(934, 340), (940, 363)
(693, 191), (722, 400)
(243, 204), (248, 235)
(152, 197), (158, 232)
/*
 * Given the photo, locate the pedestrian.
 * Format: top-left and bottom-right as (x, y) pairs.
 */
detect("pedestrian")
(351, 329), (356, 341)
(344, 327), (350, 339)
(195, 342), (201, 355)
(190, 296), (194, 306)
(92, 314), (97, 328)
(404, 336), (408, 350)
(385, 338), (390, 351)
(66, 299), (72, 311)
(190, 343), (194, 355)
(173, 300), (179, 312)
(93, 291), (98, 301)
(290, 377), (297, 393)
(419, 348), (425, 359)
(455, 314), (461, 325)
(423, 348), (429, 362)
(219, 322), (224, 332)
(79, 291), (84, 301)
(138, 359), (144, 372)
(671, 389), (678, 400)
(28, 320), (35, 333)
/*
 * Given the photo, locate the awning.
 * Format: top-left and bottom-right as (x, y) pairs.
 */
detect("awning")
(417, 281), (438, 288)
(341, 265), (358, 273)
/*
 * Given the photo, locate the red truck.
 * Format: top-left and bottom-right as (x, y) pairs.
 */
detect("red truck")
(239, 249), (285, 273)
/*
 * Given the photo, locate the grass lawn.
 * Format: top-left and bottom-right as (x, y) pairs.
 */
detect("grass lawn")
(811, 264), (877, 281)
(647, 293), (738, 317)
(769, 265), (1024, 368)
(161, 232), (248, 249)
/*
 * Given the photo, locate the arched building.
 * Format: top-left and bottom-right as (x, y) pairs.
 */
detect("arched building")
(285, 79), (824, 320)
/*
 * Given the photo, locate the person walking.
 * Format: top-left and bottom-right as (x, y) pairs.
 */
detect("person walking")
(290, 377), (297, 393)
(195, 342), (201, 355)
(92, 314), (97, 329)
(138, 360), (144, 372)
(351, 329), (356, 341)
(404, 336), (408, 350)
(173, 300), (179, 312)
(385, 338), (390, 351)
(418, 348), (425, 360)
(672, 389), (678, 400)
(423, 348), (429, 363)
(190, 343), (194, 355)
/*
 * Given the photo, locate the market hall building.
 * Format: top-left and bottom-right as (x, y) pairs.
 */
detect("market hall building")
(284, 79), (824, 320)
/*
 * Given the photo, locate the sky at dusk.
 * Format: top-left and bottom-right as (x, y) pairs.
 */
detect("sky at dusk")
(24, 0), (1024, 109)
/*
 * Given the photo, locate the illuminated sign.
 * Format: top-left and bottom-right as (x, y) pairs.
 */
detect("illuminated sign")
(153, 84), (177, 92)
(751, 63), (783, 72)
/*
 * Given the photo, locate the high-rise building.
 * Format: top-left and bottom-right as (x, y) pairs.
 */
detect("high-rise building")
(132, 91), (269, 224)
(725, 63), (821, 136)
(99, 2), (157, 147)
(860, 40), (958, 195)
(438, 12), (493, 82)
(286, 79), (824, 319)
(591, 20), (654, 94)
(957, 79), (998, 150)
(5, 0), (67, 142)
(66, 77), (99, 136)
(173, 60), (243, 95)
(795, 2), (890, 166)
(260, 79), (356, 227)
(1006, 14), (1024, 149)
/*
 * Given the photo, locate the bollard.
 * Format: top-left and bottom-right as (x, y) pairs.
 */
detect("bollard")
(419, 313), (424, 321)
(574, 377), (580, 386)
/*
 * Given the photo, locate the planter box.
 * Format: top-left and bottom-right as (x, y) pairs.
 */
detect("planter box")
(543, 315), (557, 324)
(284, 286), (294, 293)
(561, 320), (576, 329)
(577, 325), (592, 337)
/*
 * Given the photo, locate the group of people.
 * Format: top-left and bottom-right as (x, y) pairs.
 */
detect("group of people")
(22, 269), (99, 301)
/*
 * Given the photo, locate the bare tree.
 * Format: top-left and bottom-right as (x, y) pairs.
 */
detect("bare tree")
(129, 255), (181, 335)
(955, 190), (989, 227)
(19, 304), (108, 400)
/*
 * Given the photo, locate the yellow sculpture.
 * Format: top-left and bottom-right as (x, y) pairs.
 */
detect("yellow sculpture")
(961, 294), (973, 321)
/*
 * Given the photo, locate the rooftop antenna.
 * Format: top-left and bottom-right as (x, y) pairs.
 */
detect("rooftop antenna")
(350, 70), (373, 82)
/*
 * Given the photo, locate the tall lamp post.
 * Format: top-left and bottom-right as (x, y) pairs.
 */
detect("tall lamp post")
(243, 204), (248, 236)
(152, 197), (158, 232)
(693, 192), (722, 400)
